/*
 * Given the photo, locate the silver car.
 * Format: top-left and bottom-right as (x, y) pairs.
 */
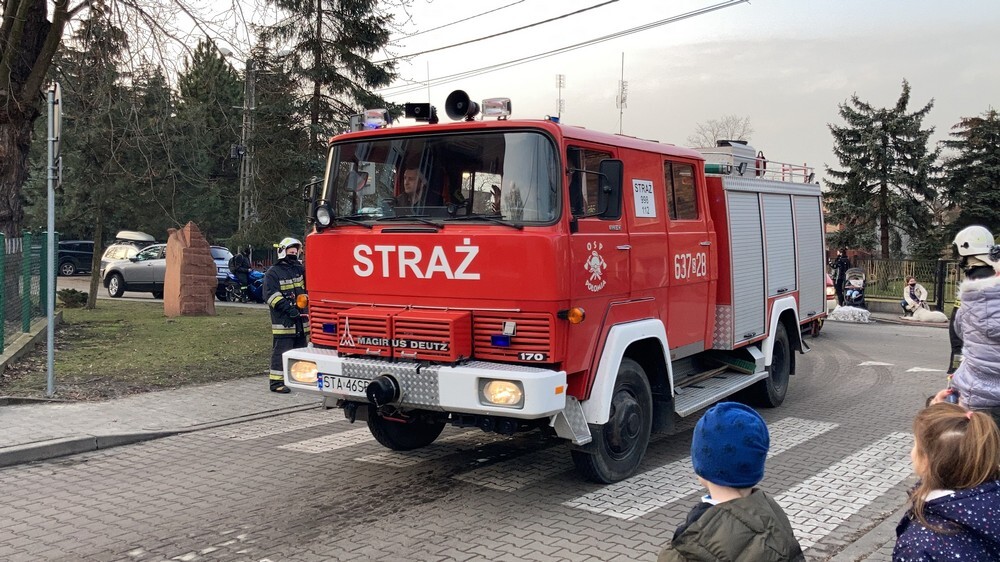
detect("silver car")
(103, 244), (167, 298)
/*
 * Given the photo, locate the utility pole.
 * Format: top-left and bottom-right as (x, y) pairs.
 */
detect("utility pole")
(615, 53), (628, 135)
(238, 59), (257, 231)
(556, 74), (565, 119)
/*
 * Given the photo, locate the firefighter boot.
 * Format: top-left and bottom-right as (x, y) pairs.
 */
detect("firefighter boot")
(269, 373), (290, 393)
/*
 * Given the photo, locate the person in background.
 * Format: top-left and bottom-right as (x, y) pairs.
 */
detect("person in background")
(658, 402), (804, 562)
(263, 237), (308, 393)
(831, 248), (851, 306)
(893, 403), (1000, 561)
(900, 276), (928, 316)
(229, 246), (252, 301)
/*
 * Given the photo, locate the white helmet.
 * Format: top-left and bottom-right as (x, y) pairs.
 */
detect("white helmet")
(276, 237), (302, 260)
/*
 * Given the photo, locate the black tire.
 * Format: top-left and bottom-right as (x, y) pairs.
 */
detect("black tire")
(748, 323), (790, 407)
(225, 283), (244, 303)
(107, 273), (125, 298)
(152, 291), (164, 299)
(59, 261), (76, 276)
(571, 358), (653, 483)
(366, 408), (445, 451)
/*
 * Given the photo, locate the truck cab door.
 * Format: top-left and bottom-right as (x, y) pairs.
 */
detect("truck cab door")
(568, 146), (630, 302)
(663, 160), (715, 356)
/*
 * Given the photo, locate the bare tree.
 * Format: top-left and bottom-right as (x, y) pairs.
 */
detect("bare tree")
(0, 0), (256, 238)
(687, 114), (754, 148)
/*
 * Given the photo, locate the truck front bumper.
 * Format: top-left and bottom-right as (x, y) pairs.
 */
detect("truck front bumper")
(283, 346), (567, 419)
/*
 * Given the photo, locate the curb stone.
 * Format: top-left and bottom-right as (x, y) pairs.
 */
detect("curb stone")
(828, 505), (908, 561)
(0, 402), (321, 469)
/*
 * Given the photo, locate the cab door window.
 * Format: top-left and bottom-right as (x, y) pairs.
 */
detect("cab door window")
(665, 162), (699, 220)
(568, 147), (613, 217)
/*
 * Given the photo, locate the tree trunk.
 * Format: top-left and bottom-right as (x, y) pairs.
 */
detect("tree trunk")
(879, 182), (890, 258)
(86, 214), (104, 309)
(0, 107), (37, 238)
(310, 0), (323, 152)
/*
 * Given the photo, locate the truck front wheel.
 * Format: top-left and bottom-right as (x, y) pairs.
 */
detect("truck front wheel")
(748, 323), (790, 407)
(367, 408), (445, 451)
(571, 358), (653, 483)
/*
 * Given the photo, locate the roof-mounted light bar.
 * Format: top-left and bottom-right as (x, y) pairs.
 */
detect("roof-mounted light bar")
(363, 109), (389, 129)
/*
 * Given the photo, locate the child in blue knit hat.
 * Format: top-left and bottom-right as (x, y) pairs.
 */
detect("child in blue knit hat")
(658, 402), (804, 562)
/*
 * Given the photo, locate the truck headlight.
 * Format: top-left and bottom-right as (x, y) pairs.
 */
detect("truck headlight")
(289, 360), (318, 384)
(480, 379), (524, 408)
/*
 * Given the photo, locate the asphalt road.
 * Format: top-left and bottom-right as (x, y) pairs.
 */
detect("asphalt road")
(0, 319), (949, 561)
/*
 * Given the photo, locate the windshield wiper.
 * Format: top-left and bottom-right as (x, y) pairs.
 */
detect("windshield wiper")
(375, 215), (442, 230)
(332, 215), (374, 229)
(444, 213), (523, 230)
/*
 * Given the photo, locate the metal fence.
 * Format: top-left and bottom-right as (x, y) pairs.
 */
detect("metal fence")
(0, 232), (57, 353)
(850, 257), (960, 310)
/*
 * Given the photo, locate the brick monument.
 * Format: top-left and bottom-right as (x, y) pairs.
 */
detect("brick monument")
(163, 222), (216, 317)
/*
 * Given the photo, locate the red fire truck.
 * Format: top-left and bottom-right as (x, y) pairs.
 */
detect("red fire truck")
(282, 91), (826, 483)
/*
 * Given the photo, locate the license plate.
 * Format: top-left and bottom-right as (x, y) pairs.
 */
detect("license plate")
(318, 374), (368, 397)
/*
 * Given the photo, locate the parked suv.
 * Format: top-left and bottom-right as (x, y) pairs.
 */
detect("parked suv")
(102, 243), (235, 300)
(103, 244), (167, 298)
(58, 240), (94, 276)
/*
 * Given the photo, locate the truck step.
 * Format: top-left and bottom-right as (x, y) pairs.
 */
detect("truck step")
(673, 370), (769, 417)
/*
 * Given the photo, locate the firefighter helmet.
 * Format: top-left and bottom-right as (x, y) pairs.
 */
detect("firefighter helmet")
(276, 237), (302, 260)
(953, 226), (995, 257)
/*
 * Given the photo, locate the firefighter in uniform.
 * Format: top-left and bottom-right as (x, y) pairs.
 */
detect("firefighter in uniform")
(264, 237), (308, 393)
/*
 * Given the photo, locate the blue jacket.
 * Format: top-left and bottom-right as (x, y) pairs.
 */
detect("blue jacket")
(893, 480), (1000, 561)
(952, 275), (1000, 409)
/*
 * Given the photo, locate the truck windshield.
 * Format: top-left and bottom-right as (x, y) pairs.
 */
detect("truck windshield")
(322, 131), (560, 225)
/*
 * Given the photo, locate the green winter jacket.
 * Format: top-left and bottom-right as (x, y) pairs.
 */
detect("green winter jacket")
(658, 490), (804, 562)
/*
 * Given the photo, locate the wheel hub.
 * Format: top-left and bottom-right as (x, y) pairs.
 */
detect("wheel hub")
(604, 389), (642, 458)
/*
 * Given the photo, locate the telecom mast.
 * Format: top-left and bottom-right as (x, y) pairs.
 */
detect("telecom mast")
(556, 74), (566, 119)
(615, 53), (627, 134)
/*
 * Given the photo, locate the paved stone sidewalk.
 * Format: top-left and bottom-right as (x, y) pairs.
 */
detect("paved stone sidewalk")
(0, 378), (319, 467)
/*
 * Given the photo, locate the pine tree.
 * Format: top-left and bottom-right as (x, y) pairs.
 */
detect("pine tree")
(824, 80), (939, 258)
(52, 13), (135, 307)
(942, 109), (1000, 233)
(259, 0), (397, 152)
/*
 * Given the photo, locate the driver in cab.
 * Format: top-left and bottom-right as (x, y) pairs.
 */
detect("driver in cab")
(394, 167), (427, 214)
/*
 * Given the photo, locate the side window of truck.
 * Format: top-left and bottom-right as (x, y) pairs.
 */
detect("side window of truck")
(568, 147), (613, 217)
(665, 161), (699, 220)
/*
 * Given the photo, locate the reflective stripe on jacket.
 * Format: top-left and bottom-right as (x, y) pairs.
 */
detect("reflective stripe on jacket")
(263, 259), (309, 337)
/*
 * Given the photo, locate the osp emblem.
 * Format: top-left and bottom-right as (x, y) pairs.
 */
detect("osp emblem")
(584, 241), (607, 292)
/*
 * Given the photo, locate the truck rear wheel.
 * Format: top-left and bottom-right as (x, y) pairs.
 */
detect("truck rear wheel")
(367, 408), (445, 451)
(748, 323), (790, 407)
(571, 358), (652, 483)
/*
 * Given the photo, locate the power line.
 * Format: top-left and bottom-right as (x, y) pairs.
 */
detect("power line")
(379, 0), (748, 98)
(376, 1), (619, 64)
(397, 0), (526, 40)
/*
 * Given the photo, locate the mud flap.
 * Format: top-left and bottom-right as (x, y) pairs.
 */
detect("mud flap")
(550, 395), (592, 445)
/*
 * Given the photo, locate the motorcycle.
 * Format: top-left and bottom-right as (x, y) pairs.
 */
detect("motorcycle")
(224, 269), (265, 303)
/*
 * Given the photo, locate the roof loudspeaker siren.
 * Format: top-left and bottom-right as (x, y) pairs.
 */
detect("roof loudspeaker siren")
(445, 90), (480, 121)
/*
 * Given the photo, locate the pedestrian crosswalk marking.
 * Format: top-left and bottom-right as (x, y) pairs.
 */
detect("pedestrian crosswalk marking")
(858, 361), (894, 366)
(906, 367), (944, 372)
(208, 411), (342, 441)
(354, 431), (511, 467)
(277, 426), (373, 453)
(562, 417), (839, 520)
(776, 431), (912, 550)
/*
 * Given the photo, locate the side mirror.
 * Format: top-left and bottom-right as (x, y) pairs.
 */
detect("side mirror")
(301, 176), (321, 203)
(345, 170), (369, 193)
(597, 159), (623, 220)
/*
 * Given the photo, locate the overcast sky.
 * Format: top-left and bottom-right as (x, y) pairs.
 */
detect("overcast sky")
(374, 0), (1000, 183)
